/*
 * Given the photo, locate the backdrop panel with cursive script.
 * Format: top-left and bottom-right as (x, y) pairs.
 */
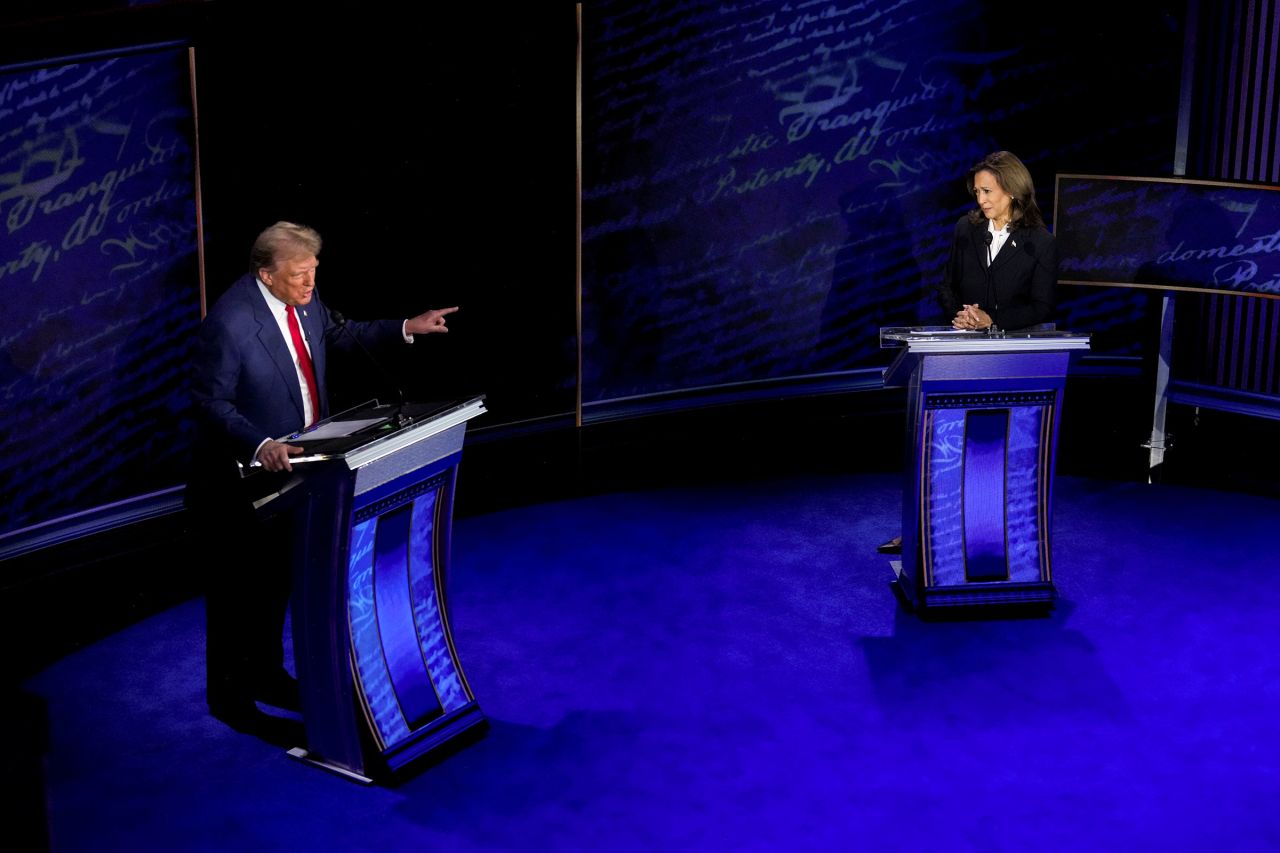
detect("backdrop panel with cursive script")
(579, 0), (1181, 419)
(0, 43), (202, 551)
(1054, 175), (1280, 300)
(1055, 173), (1280, 416)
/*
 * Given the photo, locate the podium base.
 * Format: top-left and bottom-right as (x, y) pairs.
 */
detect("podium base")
(383, 703), (489, 773)
(286, 747), (375, 785)
(890, 560), (1055, 618)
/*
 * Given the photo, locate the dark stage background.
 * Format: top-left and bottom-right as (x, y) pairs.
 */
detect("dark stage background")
(10, 0), (1276, 635)
(5, 4), (1280, 845)
(2, 0), (1184, 547)
(190, 5), (579, 423)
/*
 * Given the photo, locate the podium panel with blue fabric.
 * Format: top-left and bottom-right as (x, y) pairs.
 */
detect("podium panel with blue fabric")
(256, 397), (487, 782)
(882, 330), (1090, 611)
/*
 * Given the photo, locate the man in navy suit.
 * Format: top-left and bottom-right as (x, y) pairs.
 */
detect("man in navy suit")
(189, 221), (457, 732)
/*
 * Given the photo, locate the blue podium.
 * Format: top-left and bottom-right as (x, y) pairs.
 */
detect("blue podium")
(259, 397), (487, 782)
(881, 329), (1090, 611)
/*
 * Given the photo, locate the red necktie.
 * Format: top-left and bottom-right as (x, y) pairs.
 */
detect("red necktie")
(285, 304), (320, 426)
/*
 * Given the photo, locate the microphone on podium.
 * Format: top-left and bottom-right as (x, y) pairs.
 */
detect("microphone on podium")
(330, 310), (412, 427)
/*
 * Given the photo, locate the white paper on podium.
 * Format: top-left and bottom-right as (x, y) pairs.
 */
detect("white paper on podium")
(284, 417), (388, 442)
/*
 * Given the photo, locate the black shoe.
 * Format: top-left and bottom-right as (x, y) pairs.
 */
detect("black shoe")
(877, 536), (902, 555)
(208, 695), (262, 730)
(251, 669), (301, 712)
(209, 699), (305, 748)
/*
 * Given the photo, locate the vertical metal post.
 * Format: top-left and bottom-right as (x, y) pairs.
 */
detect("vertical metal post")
(1148, 0), (1201, 478)
(575, 4), (584, 430)
(1147, 295), (1176, 477)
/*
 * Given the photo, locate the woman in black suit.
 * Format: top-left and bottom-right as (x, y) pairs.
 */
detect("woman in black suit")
(878, 151), (1055, 555)
(941, 150), (1055, 331)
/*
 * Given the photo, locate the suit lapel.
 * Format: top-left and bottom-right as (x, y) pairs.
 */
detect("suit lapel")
(249, 282), (306, 425)
(989, 231), (1018, 274)
(970, 221), (990, 269)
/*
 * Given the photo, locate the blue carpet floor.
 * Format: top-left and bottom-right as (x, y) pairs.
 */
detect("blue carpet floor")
(24, 474), (1280, 851)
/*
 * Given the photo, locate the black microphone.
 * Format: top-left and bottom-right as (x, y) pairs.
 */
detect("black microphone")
(330, 310), (412, 427)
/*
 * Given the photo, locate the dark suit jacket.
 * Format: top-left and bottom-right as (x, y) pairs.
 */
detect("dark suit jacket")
(190, 272), (403, 472)
(939, 215), (1056, 331)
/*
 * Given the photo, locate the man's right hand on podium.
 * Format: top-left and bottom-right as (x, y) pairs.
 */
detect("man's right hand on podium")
(257, 439), (306, 472)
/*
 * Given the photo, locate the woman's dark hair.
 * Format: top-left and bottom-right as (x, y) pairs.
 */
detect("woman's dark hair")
(965, 150), (1045, 230)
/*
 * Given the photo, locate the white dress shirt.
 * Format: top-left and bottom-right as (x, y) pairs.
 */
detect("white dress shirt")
(988, 219), (1011, 262)
(254, 278), (318, 459)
